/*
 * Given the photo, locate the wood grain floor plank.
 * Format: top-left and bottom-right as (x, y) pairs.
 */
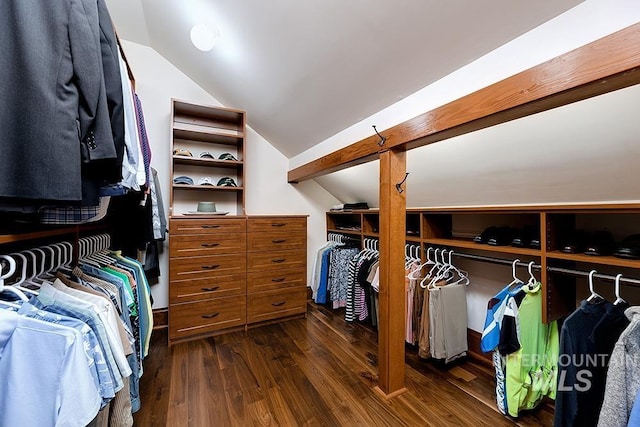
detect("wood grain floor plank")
(135, 303), (553, 426)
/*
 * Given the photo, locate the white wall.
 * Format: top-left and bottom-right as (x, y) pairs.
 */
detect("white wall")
(291, 0), (640, 169)
(296, 0), (640, 332)
(121, 40), (339, 309)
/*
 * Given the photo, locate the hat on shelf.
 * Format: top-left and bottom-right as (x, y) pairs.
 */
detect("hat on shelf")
(614, 234), (640, 259)
(196, 201), (217, 213)
(199, 152), (215, 159)
(216, 177), (237, 187)
(173, 148), (193, 157)
(173, 175), (194, 185)
(198, 177), (215, 186)
(218, 153), (237, 161)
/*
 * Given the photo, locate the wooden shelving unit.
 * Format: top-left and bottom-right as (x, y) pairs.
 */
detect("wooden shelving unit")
(326, 204), (640, 323)
(170, 99), (246, 216)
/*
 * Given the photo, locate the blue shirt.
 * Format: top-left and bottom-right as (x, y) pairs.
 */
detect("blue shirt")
(0, 309), (101, 426)
(32, 283), (124, 392)
(18, 301), (115, 406)
(315, 248), (332, 304)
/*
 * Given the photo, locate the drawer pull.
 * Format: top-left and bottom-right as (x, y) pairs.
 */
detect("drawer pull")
(201, 264), (220, 270)
(271, 223), (286, 227)
(201, 286), (220, 292)
(271, 301), (286, 307)
(201, 312), (220, 319)
(201, 243), (220, 248)
(201, 225), (220, 229)
(271, 258), (286, 263)
(271, 278), (286, 283)
(272, 239), (286, 243)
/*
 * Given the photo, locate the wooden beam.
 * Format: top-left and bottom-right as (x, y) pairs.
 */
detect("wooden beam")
(375, 149), (407, 397)
(288, 22), (640, 183)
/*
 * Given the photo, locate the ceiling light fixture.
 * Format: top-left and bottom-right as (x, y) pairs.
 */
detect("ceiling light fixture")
(190, 23), (220, 52)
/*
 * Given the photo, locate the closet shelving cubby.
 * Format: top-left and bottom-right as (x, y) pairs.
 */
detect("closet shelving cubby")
(170, 99), (246, 216)
(326, 203), (640, 323)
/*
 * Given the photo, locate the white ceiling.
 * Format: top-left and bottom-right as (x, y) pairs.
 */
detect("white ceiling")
(105, 0), (583, 158)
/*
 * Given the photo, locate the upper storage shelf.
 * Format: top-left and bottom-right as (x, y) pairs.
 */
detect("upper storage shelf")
(170, 100), (246, 216)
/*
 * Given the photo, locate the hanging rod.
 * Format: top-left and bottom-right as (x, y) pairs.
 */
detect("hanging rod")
(449, 251), (542, 270)
(442, 249), (640, 286)
(548, 266), (640, 286)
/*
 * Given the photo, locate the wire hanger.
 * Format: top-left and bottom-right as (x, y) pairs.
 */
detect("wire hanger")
(613, 273), (627, 306)
(586, 270), (603, 303)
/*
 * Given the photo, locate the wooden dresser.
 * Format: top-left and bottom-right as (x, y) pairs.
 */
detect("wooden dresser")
(246, 216), (308, 324)
(168, 215), (307, 345)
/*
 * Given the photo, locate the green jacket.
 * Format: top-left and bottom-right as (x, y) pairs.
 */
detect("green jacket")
(505, 282), (559, 417)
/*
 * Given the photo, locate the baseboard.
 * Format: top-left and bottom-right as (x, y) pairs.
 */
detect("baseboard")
(153, 308), (168, 330)
(467, 328), (492, 366)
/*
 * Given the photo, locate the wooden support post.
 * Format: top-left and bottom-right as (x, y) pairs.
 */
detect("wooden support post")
(375, 148), (407, 398)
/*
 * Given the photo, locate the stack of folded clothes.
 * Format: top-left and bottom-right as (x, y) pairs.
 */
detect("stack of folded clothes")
(330, 202), (369, 212)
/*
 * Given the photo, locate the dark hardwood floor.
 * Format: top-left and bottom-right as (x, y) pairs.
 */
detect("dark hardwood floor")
(135, 303), (552, 426)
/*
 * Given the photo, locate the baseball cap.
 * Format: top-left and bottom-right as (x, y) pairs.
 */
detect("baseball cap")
(173, 175), (194, 185)
(199, 152), (215, 159)
(198, 177), (215, 186)
(216, 177), (237, 187)
(173, 148), (193, 157)
(218, 153), (237, 161)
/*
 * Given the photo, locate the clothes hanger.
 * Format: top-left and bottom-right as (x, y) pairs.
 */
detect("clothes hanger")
(526, 261), (538, 288)
(507, 259), (523, 290)
(613, 273), (627, 306)
(438, 250), (468, 287)
(410, 247), (435, 280)
(0, 255), (28, 303)
(421, 248), (448, 288)
(9, 252), (39, 296)
(586, 270), (603, 303)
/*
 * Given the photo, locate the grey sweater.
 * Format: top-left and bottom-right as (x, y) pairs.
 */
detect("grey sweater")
(598, 306), (640, 427)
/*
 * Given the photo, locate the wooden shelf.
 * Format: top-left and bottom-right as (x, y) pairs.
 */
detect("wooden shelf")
(327, 228), (362, 236)
(362, 232), (379, 237)
(547, 251), (640, 269)
(173, 184), (244, 191)
(423, 238), (542, 256)
(0, 223), (104, 245)
(173, 127), (243, 146)
(173, 156), (243, 169)
(405, 236), (421, 243)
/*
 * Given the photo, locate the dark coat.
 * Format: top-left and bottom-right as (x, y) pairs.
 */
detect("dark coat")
(0, 0), (121, 203)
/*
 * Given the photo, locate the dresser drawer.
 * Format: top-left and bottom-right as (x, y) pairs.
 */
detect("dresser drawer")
(170, 218), (246, 235)
(247, 268), (306, 293)
(247, 217), (306, 233)
(170, 273), (246, 303)
(247, 249), (306, 272)
(247, 288), (306, 324)
(170, 234), (246, 257)
(247, 232), (306, 252)
(170, 254), (245, 282)
(169, 295), (246, 340)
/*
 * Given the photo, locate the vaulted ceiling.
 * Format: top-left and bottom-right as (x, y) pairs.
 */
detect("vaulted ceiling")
(105, 0), (583, 158)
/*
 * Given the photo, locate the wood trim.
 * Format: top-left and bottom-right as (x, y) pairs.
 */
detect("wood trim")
(288, 23), (640, 183)
(153, 308), (169, 330)
(377, 149), (407, 396)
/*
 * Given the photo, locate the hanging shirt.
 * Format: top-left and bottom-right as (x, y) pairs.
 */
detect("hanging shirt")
(0, 310), (102, 427)
(481, 281), (524, 353)
(505, 282), (559, 418)
(597, 306), (640, 427)
(555, 300), (629, 427)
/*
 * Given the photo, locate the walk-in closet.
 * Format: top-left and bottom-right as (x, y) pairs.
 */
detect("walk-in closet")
(1, 1), (640, 426)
